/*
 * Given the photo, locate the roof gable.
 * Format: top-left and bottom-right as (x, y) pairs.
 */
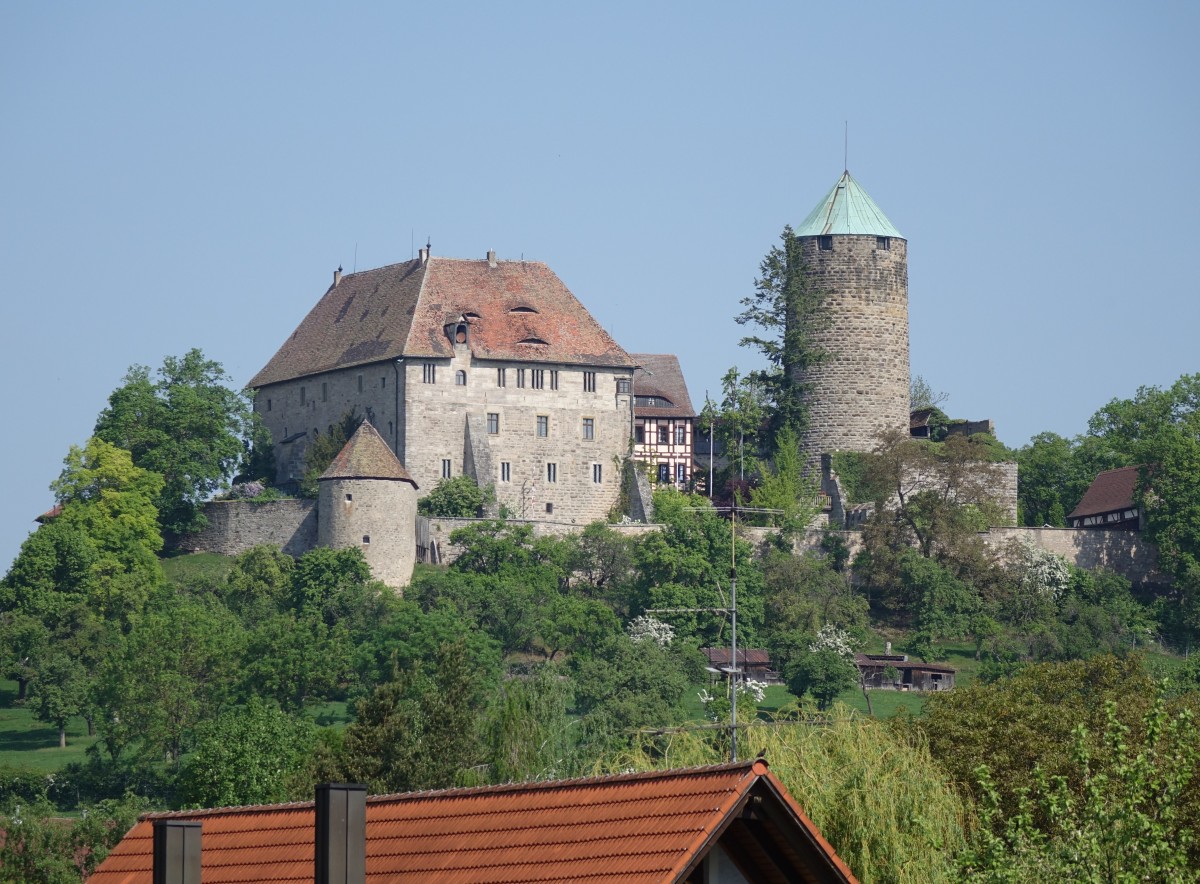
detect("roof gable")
(632, 353), (696, 418)
(1069, 465), (1141, 519)
(795, 171), (903, 239)
(91, 761), (857, 884)
(318, 420), (417, 486)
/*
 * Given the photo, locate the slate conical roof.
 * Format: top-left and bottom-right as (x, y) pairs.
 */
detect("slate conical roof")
(318, 420), (417, 486)
(795, 170), (903, 238)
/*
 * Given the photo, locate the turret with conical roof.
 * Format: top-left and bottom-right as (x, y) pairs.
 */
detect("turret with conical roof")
(793, 171), (910, 462)
(317, 420), (419, 589)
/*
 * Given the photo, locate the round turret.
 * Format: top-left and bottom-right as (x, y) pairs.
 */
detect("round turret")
(793, 171), (910, 461)
(317, 420), (418, 589)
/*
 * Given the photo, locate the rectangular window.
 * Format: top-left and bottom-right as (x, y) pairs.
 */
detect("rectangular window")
(322, 382), (328, 402)
(676, 463), (686, 483)
(617, 378), (631, 394)
(635, 425), (645, 444)
(300, 386), (306, 405)
(531, 369), (545, 389)
(487, 412), (499, 434)
(381, 376), (386, 388)
(657, 425), (669, 444)
(877, 236), (890, 250)
(423, 363), (436, 384)
(675, 425), (687, 445)
(356, 374), (363, 393)
(658, 463), (670, 483)
(549, 370), (559, 390)
(516, 368), (526, 388)
(267, 398), (272, 412)
(592, 463), (602, 484)
(536, 415), (549, 438)
(441, 459), (451, 478)
(545, 502), (554, 514)
(584, 371), (596, 393)
(546, 463), (557, 483)
(500, 461), (511, 482)
(362, 535), (370, 545)
(819, 235), (833, 251)
(497, 367), (506, 387)
(582, 417), (595, 440)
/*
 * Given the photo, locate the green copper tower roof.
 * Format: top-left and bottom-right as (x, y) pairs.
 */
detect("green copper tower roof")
(795, 171), (903, 238)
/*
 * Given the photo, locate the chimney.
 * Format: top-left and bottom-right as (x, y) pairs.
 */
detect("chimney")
(315, 783), (367, 884)
(487, 249), (497, 268)
(333, 266), (343, 287)
(152, 820), (202, 884)
(418, 247), (428, 264)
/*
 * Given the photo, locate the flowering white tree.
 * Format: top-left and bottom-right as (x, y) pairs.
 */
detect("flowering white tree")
(808, 624), (856, 659)
(627, 615), (675, 648)
(1014, 537), (1072, 601)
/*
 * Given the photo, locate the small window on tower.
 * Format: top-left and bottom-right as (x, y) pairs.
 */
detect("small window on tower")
(345, 493), (352, 502)
(877, 236), (890, 250)
(442, 459), (451, 478)
(456, 370), (467, 386)
(819, 236), (833, 251)
(362, 535), (370, 545)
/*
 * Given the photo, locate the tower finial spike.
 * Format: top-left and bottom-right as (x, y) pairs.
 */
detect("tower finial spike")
(844, 120), (848, 172)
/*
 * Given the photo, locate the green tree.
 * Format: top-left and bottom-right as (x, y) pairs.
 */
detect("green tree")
(178, 698), (316, 808)
(746, 425), (820, 533)
(417, 475), (493, 517)
(94, 349), (251, 534)
(961, 698), (1199, 882)
(735, 225), (828, 438)
(298, 410), (360, 497)
(485, 664), (576, 782)
(332, 642), (486, 793)
(1015, 431), (1090, 526)
(28, 652), (87, 748)
(0, 794), (146, 884)
(50, 437), (164, 621)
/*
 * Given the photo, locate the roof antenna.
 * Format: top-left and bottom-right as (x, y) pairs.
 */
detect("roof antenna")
(411, 228), (414, 260)
(844, 120), (848, 173)
(353, 241), (358, 273)
(426, 236), (431, 257)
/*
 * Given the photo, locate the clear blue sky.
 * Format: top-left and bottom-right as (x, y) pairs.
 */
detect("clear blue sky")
(2, 2), (1197, 570)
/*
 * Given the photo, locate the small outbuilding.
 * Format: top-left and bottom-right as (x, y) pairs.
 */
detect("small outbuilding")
(855, 653), (956, 692)
(1068, 465), (1143, 530)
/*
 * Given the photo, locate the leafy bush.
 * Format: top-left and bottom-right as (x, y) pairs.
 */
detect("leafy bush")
(417, 476), (493, 518)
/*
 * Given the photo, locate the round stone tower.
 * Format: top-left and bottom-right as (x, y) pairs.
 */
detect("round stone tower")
(794, 171), (910, 461)
(318, 420), (419, 589)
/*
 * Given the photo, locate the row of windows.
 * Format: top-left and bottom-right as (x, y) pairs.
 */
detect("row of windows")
(636, 424), (688, 444)
(658, 463), (688, 483)
(486, 413), (597, 440)
(444, 460), (604, 484)
(424, 365), (623, 393)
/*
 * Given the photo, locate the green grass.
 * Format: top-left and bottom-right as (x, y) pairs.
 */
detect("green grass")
(0, 680), (99, 772)
(161, 551), (235, 588)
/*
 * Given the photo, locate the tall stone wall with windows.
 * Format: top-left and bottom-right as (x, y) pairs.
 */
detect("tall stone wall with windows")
(796, 235), (910, 462)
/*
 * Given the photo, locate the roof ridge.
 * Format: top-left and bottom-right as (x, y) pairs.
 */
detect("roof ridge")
(137, 761), (763, 821)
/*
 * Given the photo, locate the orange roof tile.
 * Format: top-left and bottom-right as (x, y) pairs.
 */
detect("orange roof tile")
(91, 761), (857, 884)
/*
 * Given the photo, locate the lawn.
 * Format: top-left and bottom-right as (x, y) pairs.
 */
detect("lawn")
(161, 551), (236, 588)
(0, 680), (98, 772)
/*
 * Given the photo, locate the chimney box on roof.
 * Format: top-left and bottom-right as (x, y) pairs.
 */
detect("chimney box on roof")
(333, 266), (342, 287)
(315, 783), (367, 884)
(487, 249), (497, 267)
(418, 247), (428, 264)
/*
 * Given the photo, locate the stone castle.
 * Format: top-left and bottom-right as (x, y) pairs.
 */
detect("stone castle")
(185, 171), (1046, 588)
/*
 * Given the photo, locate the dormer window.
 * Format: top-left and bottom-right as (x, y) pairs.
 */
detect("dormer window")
(509, 306), (539, 314)
(518, 337), (549, 345)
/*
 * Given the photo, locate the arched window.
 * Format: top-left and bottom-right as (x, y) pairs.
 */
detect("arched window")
(455, 370), (467, 386)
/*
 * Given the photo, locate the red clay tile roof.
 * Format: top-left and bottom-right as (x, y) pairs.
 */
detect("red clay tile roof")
(702, 647), (772, 667)
(854, 654), (956, 674)
(35, 503), (63, 523)
(250, 256), (633, 389)
(318, 420), (417, 487)
(1068, 465), (1141, 519)
(631, 353), (696, 419)
(90, 761), (857, 884)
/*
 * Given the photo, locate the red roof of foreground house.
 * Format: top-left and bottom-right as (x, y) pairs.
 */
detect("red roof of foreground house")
(250, 256), (634, 388)
(1068, 465), (1141, 519)
(90, 761), (857, 884)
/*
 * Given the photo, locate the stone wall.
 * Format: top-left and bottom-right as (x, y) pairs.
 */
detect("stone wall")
(422, 517), (662, 562)
(796, 235), (910, 463)
(177, 499), (317, 558)
(982, 527), (1165, 585)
